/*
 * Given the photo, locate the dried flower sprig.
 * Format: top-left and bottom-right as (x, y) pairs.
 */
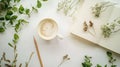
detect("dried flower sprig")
(92, 2), (115, 17)
(83, 21), (88, 31)
(89, 21), (96, 34)
(58, 54), (70, 67)
(83, 21), (95, 36)
(89, 21), (93, 27)
(101, 18), (120, 38)
(57, 0), (81, 16)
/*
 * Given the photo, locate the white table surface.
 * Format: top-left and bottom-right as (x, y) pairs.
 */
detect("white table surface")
(0, 0), (120, 67)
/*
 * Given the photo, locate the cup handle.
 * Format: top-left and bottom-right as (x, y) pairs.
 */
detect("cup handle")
(57, 34), (63, 39)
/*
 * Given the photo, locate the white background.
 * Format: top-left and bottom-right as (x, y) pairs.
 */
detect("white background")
(0, 0), (120, 67)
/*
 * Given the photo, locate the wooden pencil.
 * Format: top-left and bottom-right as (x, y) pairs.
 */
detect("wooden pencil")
(33, 36), (44, 67)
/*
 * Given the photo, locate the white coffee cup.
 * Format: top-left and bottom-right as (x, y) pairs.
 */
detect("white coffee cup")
(37, 18), (63, 40)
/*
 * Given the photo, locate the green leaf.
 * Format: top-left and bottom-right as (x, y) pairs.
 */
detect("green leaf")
(104, 64), (107, 67)
(15, 22), (20, 32)
(82, 62), (92, 67)
(0, 0), (10, 10)
(11, 15), (18, 20)
(13, 39), (17, 43)
(0, 27), (5, 32)
(14, 33), (19, 40)
(9, 15), (18, 25)
(96, 64), (102, 67)
(107, 51), (112, 58)
(5, 15), (11, 20)
(15, 19), (28, 32)
(43, 0), (48, 1)
(25, 9), (30, 14)
(17, 0), (21, 2)
(37, 0), (42, 8)
(32, 7), (38, 12)
(12, 6), (18, 12)
(13, 33), (19, 43)
(0, 17), (4, 20)
(7, 10), (13, 15)
(9, 20), (13, 25)
(14, 0), (20, 2)
(14, 0), (16, 2)
(25, 9), (30, 17)
(2, 22), (6, 28)
(18, 19), (29, 23)
(111, 65), (117, 67)
(8, 43), (13, 47)
(19, 5), (24, 14)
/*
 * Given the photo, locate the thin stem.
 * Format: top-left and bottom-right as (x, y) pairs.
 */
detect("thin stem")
(113, 28), (120, 33)
(58, 60), (65, 67)
(88, 30), (95, 37)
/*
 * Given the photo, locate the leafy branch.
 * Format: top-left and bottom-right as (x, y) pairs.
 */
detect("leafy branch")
(106, 51), (117, 67)
(82, 56), (92, 67)
(81, 51), (117, 67)
(0, 0), (47, 67)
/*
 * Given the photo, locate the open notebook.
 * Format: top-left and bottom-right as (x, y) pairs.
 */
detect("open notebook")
(71, 0), (120, 54)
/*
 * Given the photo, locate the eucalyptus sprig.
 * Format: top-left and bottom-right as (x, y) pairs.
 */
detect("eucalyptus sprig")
(92, 2), (115, 17)
(101, 18), (120, 38)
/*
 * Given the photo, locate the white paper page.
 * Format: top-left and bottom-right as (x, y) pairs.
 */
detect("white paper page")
(99, 6), (120, 54)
